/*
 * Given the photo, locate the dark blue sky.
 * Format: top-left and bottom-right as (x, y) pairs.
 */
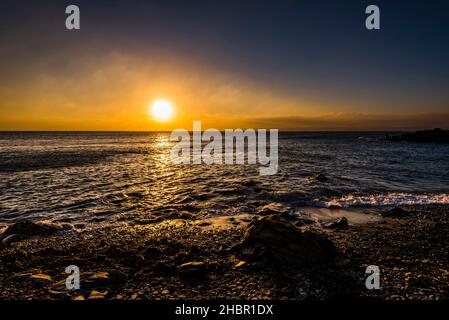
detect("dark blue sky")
(0, 0), (448, 130)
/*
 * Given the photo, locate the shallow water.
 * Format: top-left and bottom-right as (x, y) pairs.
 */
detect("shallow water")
(1, 131), (448, 227)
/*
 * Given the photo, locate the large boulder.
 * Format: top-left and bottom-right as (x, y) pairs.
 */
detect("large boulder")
(0, 220), (66, 244)
(382, 207), (410, 218)
(234, 215), (336, 266)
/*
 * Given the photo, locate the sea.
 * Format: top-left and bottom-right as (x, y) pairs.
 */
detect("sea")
(1, 131), (448, 227)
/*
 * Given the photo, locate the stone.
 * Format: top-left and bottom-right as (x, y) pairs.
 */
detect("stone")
(27, 274), (53, 286)
(234, 215), (336, 266)
(143, 246), (162, 258)
(256, 203), (288, 216)
(306, 173), (328, 183)
(48, 289), (71, 299)
(84, 269), (126, 288)
(382, 207), (410, 218)
(87, 290), (107, 300)
(177, 261), (206, 275)
(234, 260), (247, 268)
(323, 217), (349, 230)
(29, 273), (52, 281)
(1, 234), (20, 245)
(294, 218), (316, 227)
(2, 220), (61, 238)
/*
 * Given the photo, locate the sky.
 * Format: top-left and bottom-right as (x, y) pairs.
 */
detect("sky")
(0, 0), (448, 131)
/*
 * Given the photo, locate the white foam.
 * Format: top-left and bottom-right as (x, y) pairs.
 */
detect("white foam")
(315, 193), (449, 208)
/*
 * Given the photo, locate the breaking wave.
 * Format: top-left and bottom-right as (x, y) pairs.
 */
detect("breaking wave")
(315, 193), (449, 208)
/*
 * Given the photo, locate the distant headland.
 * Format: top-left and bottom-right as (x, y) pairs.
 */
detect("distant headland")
(384, 128), (449, 143)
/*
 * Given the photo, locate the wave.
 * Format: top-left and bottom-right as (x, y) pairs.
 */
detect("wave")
(314, 192), (449, 208)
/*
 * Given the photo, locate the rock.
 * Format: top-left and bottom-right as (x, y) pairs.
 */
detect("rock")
(84, 270), (126, 288)
(405, 273), (433, 288)
(234, 260), (247, 268)
(48, 289), (71, 299)
(306, 173), (328, 183)
(7, 273), (33, 282)
(50, 279), (69, 292)
(26, 274), (53, 286)
(382, 207), (410, 218)
(256, 203), (289, 216)
(130, 293), (140, 300)
(323, 217), (349, 230)
(73, 295), (86, 301)
(29, 273), (52, 281)
(0, 220), (62, 242)
(294, 218), (316, 227)
(161, 289), (170, 295)
(234, 215), (336, 266)
(2, 234), (20, 245)
(87, 290), (108, 300)
(106, 269), (127, 284)
(177, 261), (206, 275)
(383, 128), (449, 143)
(143, 246), (162, 259)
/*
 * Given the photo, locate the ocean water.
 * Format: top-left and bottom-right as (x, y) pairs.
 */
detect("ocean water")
(1, 131), (448, 227)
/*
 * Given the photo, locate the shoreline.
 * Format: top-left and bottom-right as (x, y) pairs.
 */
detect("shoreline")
(1, 204), (449, 300)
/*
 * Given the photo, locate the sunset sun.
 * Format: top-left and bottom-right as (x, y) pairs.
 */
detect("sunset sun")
(150, 99), (174, 122)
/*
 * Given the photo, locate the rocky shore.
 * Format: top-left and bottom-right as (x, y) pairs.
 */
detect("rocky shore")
(1, 204), (449, 300)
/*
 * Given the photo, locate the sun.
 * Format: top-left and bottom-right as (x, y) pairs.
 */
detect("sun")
(149, 98), (174, 122)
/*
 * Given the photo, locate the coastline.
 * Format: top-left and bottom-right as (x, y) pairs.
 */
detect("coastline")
(1, 204), (448, 300)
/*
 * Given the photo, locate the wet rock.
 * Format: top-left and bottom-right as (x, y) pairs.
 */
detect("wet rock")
(177, 261), (206, 276)
(256, 203), (289, 216)
(1, 234), (20, 245)
(323, 217), (349, 230)
(48, 288), (72, 299)
(234, 215), (336, 266)
(234, 260), (247, 269)
(306, 173), (328, 183)
(0, 220), (63, 242)
(294, 217), (316, 227)
(382, 207), (410, 218)
(241, 180), (257, 187)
